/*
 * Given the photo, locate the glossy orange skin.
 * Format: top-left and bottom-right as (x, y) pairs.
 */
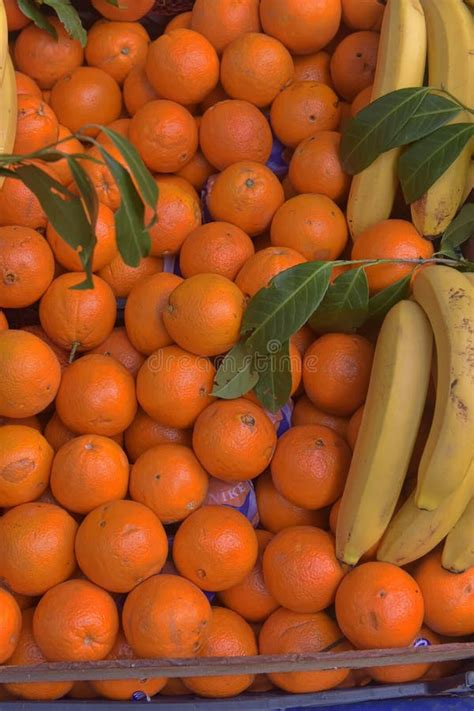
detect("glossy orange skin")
(90, 327), (145, 377)
(85, 21), (150, 85)
(259, 0), (342, 55)
(44, 412), (122, 452)
(145, 175), (202, 255)
(15, 71), (42, 98)
(342, 0), (385, 30)
(351, 84), (373, 116)
(165, 12), (192, 33)
(0, 226), (55, 309)
(330, 31), (380, 101)
(176, 148), (215, 191)
(98, 253), (163, 298)
(0, 588), (22, 664)
(51, 125), (84, 185)
(292, 51), (333, 86)
(180, 223), (255, 281)
(122, 574), (212, 658)
(33, 579), (119, 661)
(123, 65), (159, 115)
(0, 162), (62, 230)
(347, 404), (365, 450)
(0, 425), (53, 507)
(235, 246), (306, 298)
(335, 562), (425, 649)
(173, 505), (259, 591)
(5, 0), (30, 31)
(191, 0), (261, 55)
(292, 395), (349, 439)
(289, 132), (351, 202)
(0, 502), (77, 596)
(91, 0), (155, 21)
(124, 408), (192, 463)
(13, 94), (59, 154)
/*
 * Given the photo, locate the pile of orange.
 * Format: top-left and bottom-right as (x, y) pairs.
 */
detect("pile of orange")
(0, 0), (465, 703)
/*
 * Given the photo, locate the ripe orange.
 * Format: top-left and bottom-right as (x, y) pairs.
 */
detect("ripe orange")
(256, 471), (330, 533)
(271, 194), (348, 261)
(0, 588), (21, 664)
(50, 434), (129, 515)
(0, 425), (53, 507)
(0, 415), (40, 431)
(193, 399), (277, 482)
(191, 0), (261, 55)
(51, 125), (85, 185)
(221, 32), (294, 107)
(146, 29), (220, 105)
(347, 404), (364, 450)
(235, 245), (306, 298)
(369, 626), (442, 684)
(351, 84), (373, 116)
(335, 562), (425, 649)
(173, 505), (259, 591)
(16, 324), (71, 371)
(56, 354), (137, 437)
(166, 11), (192, 32)
(351, 219), (435, 293)
(292, 395), (349, 439)
(0, 311), (8, 330)
(33, 578), (119, 661)
(90, 327), (145, 377)
(0, 502), (77, 596)
(5, 0), (29, 31)
(292, 51), (333, 85)
(183, 607), (258, 697)
(13, 94), (59, 155)
(200, 99), (273, 170)
(123, 573), (212, 657)
(91, 0), (154, 21)
(176, 147), (215, 191)
(330, 31), (380, 101)
(129, 100), (198, 173)
(98, 252), (163, 298)
(124, 408), (192, 463)
(75, 144), (126, 211)
(44, 412), (86, 452)
(145, 175), (202, 256)
(15, 71), (42, 98)
(303, 333), (375, 416)
(200, 82), (230, 111)
(0, 162), (61, 230)
(123, 64), (159, 115)
(179, 222), (255, 281)
(0, 225), (55, 309)
(260, 0), (342, 55)
(207, 160), (285, 235)
(289, 131), (351, 202)
(342, 0), (385, 30)
(0, 329), (61, 418)
(85, 20), (150, 85)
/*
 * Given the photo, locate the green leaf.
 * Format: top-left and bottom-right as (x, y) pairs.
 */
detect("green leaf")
(367, 275), (411, 321)
(341, 88), (429, 174)
(17, 0), (57, 35)
(399, 123), (474, 203)
(212, 342), (258, 400)
(242, 261), (333, 353)
(254, 340), (292, 413)
(309, 267), (369, 333)
(66, 158), (99, 271)
(438, 204), (474, 258)
(384, 93), (461, 150)
(43, 0), (87, 46)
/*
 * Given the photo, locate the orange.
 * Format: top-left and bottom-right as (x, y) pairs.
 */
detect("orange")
(0, 415), (39, 430)
(335, 561), (425, 649)
(347, 404), (364, 450)
(75, 144), (127, 211)
(90, 327), (145, 377)
(0, 310), (7, 330)
(130, 444), (209, 524)
(5, 0), (29, 31)
(218, 529), (279, 623)
(0, 329), (61, 418)
(200, 82), (230, 111)
(173, 505), (259, 591)
(129, 100), (198, 173)
(414, 549), (474, 637)
(0, 225), (55, 309)
(98, 252), (163, 298)
(207, 160), (285, 236)
(145, 175), (202, 256)
(85, 20), (150, 85)
(50, 434), (129, 515)
(191, 0), (261, 55)
(96, 115), (131, 142)
(91, 0), (155, 21)
(303, 333), (375, 416)
(75, 500), (168, 593)
(271, 424), (352, 509)
(183, 607), (258, 697)
(259, 607), (351, 692)
(262, 526), (345, 613)
(136, 345), (215, 429)
(56, 354), (137, 437)
(51, 125), (85, 185)
(221, 32), (294, 107)
(146, 29), (219, 105)
(50, 67), (122, 137)
(15, 71), (42, 98)
(176, 146), (215, 191)
(330, 31), (380, 101)
(68, 681), (101, 699)
(180, 222), (254, 281)
(351, 219), (434, 294)
(33, 578), (119, 661)
(39, 273), (116, 352)
(0, 162), (61, 230)
(124, 409), (192, 463)
(193, 399), (277, 482)
(235, 245), (306, 298)
(271, 194), (348, 261)
(163, 273), (246, 357)
(125, 272), (183, 355)
(0, 425), (53, 507)
(46, 202), (117, 273)
(342, 0), (385, 30)
(289, 131), (351, 202)
(200, 99), (273, 170)
(166, 11), (192, 32)
(4, 608), (73, 701)
(123, 64), (159, 115)
(44, 411), (125, 451)
(0, 502), (77, 596)
(256, 471), (330, 533)
(160, 678), (190, 696)
(351, 84), (373, 116)
(13, 94), (59, 155)
(260, 0), (342, 55)
(0, 588), (21, 664)
(292, 51), (333, 85)
(270, 81), (341, 148)
(369, 626), (442, 684)
(292, 395), (349, 438)
(14, 17), (84, 89)
(91, 630), (167, 700)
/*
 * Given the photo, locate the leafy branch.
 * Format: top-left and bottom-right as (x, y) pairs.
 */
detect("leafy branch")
(17, 0), (87, 46)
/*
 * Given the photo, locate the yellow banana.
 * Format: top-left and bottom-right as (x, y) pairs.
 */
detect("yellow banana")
(442, 494), (474, 572)
(336, 300), (433, 565)
(0, 0), (7, 87)
(347, 0), (427, 240)
(377, 462), (473, 566)
(412, 266), (474, 510)
(0, 52), (16, 190)
(411, 0), (474, 236)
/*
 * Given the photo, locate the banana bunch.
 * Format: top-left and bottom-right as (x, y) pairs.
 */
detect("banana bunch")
(336, 266), (474, 569)
(0, 0), (17, 189)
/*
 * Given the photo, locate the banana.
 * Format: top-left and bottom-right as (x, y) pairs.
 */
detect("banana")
(377, 461), (473, 566)
(347, 0), (427, 240)
(442, 494), (474, 572)
(411, 0), (474, 237)
(412, 266), (474, 509)
(0, 0), (7, 87)
(461, 160), (474, 204)
(0, 52), (16, 189)
(336, 300), (433, 565)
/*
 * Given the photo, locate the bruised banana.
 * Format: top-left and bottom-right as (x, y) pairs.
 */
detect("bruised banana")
(412, 266), (474, 510)
(0, 53), (16, 190)
(377, 461), (473, 566)
(336, 300), (433, 565)
(442, 494), (474, 572)
(347, 0), (427, 240)
(411, 0), (474, 236)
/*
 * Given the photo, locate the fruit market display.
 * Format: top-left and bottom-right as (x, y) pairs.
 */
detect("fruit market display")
(0, 0), (473, 703)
